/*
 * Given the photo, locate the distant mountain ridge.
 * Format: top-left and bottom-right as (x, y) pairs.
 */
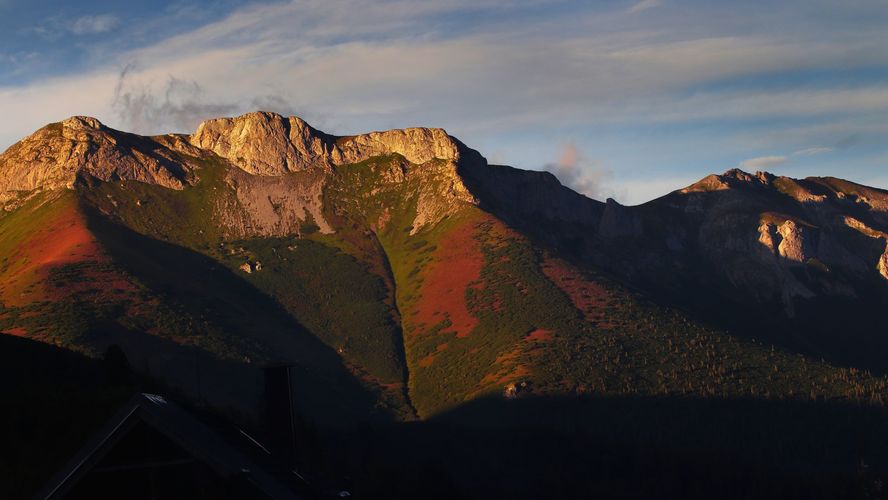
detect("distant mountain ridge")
(1, 112), (886, 423)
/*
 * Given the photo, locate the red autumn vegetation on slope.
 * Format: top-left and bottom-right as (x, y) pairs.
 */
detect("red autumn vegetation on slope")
(411, 214), (486, 340)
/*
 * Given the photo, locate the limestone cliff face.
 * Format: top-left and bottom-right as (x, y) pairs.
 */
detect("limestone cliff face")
(330, 127), (461, 166)
(189, 111), (464, 175)
(218, 168), (334, 237)
(1, 111), (482, 235)
(880, 245), (888, 280)
(184, 111), (482, 234)
(188, 111), (479, 235)
(408, 159), (477, 233)
(756, 218), (820, 268)
(843, 216), (888, 280)
(754, 218), (819, 315)
(757, 221), (780, 258)
(0, 117), (199, 208)
(776, 220), (817, 263)
(190, 112), (334, 175)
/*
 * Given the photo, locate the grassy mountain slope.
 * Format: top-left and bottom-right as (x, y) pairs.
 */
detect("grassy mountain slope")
(0, 185), (392, 424)
(78, 155), (415, 417)
(313, 155), (888, 416)
(1, 116), (887, 426)
(582, 170), (888, 376)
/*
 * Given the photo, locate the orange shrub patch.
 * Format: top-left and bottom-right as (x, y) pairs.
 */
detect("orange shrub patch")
(412, 215), (485, 338)
(540, 257), (615, 328)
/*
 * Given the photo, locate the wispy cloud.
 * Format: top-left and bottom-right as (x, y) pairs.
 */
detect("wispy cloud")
(627, 0), (660, 14)
(112, 67), (237, 134)
(737, 143), (839, 173)
(6, 1), (888, 138)
(110, 63), (301, 134)
(793, 147), (834, 156)
(739, 155), (790, 170)
(69, 15), (120, 35)
(29, 13), (121, 40)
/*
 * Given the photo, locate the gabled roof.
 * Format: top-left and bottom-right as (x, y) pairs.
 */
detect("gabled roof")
(38, 393), (300, 500)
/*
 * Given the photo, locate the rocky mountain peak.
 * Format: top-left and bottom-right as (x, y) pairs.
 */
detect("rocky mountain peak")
(60, 115), (105, 131)
(182, 111), (485, 238)
(190, 111), (469, 176)
(0, 112), (486, 214)
(190, 111), (331, 175)
(681, 168), (778, 194)
(0, 116), (198, 208)
(721, 168), (774, 185)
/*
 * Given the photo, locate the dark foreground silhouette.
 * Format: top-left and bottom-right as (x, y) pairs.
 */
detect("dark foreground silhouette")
(3, 333), (887, 499)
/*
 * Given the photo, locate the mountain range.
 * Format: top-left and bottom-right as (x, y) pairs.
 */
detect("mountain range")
(1, 111), (887, 425)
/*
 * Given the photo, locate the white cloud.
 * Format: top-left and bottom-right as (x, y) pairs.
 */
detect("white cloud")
(627, 0), (660, 14)
(793, 147), (834, 156)
(111, 70), (241, 134)
(739, 155), (790, 170)
(91, 2), (888, 131)
(659, 87), (888, 122)
(729, 145), (837, 177)
(542, 143), (614, 200)
(69, 15), (120, 35)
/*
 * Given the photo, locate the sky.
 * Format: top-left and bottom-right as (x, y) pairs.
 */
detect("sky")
(1, 0), (887, 204)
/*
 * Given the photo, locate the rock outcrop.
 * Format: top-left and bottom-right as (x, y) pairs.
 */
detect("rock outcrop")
(190, 112), (334, 175)
(0, 117), (199, 208)
(219, 168), (333, 237)
(681, 169), (773, 194)
(775, 219), (817, 264)
(0, 111), (485, 235)
(880, 244), (888, 280)
(189, 111), (465, 176)
(331, 127), (461, 166)
(843, 216), (888, 280)
(188, 111), (479, 235)
(404, 158), (477, 234)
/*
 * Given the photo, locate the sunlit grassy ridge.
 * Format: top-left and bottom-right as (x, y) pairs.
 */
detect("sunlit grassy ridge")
(0, 189), (267, 360)
(0, 191), (131, 350)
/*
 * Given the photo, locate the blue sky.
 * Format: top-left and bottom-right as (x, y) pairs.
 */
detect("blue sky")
(2, 0), (887, 203)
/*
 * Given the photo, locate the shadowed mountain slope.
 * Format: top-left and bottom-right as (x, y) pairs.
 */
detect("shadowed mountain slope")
(1, 112), (886, 424)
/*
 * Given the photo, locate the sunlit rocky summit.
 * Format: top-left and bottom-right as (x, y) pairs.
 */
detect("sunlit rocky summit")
(1, 111), (886, 425)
